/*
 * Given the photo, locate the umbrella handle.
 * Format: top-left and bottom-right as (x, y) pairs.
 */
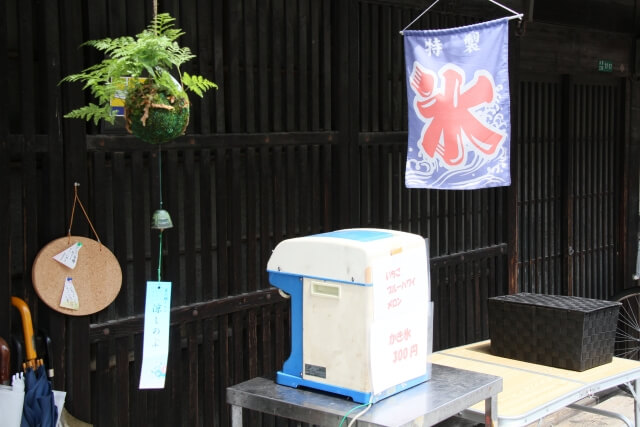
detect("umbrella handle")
(10, 297), (37, 367)
(0, 336), (9, 384)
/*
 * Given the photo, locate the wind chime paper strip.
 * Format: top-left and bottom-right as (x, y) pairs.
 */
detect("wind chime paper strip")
(52, 242), (83, 269)
(404, 18), (511, 190)
(139, 281), (172, 389)
(60, 277), (80, 310)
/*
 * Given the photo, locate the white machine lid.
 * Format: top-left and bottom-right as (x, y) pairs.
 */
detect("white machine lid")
(266, 228), (427, 285)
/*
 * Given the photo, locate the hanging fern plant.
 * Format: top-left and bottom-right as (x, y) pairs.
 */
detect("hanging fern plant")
(60, 12), (217, 144)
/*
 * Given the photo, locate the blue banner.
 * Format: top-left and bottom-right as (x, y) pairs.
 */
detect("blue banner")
(404, 18), (511, 189)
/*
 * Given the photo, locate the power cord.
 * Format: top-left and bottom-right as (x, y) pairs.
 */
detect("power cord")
(338, 402), (373, 427)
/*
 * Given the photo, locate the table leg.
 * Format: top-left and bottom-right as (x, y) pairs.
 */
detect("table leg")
(635, 379), (639, 427)
(231, 405), (243, 427)
(484, 396), (497, 427)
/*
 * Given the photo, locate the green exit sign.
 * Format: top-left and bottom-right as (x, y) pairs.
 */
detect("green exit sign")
(598, 59), (613, 72)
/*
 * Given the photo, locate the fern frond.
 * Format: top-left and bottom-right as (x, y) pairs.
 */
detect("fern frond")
(181, 72), (218, 97)
(63, 103), (114, 125)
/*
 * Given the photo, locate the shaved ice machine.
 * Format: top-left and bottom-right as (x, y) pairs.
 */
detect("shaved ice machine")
(267, 228), (432, 404)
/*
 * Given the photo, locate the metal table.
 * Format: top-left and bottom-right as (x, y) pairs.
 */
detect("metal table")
(226, 364), (503, 426)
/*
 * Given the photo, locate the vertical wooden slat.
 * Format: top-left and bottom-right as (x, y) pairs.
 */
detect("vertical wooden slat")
(285, 0), (296, 131)
(91, 151), (113, 322)
(220, 315), (230, 425)
(273, 146), (285, 241)
(392, 9), (403, 132)
(322, 0), (332, 130)
(381, 5), (391, 131)
(131, 152), (147, 314)
(165, 150), (181, 300)
(131, 333), (147, 427)
(576, 83), (586, 296)
(244, 0), (257, 133)
(298, 145), (310, 235)
(149, 150), (161, 297)
(248, 310), (258, 378)
(261, 306), (275, 427)
(216, 146), (229, 297)
(596, 85), (605, 298)
(230, 148), (243, 293)
(272, 0), (284, 132)
(257, 0), (270, 132)
(116, 336), (130, 427)
(112, 152), (129, 309)
(310, 0), (321, 131)
(168, 324), (183, 427)
(285, 145), (298, 236)
(261, 305), (273, 374)
(210, 5), (225, 132)
(310, 145), (321, 232)
(203, 318), (216, 426)
(95, 341), (113, 426)
(200, 149), (214, 299)
(259, 145), (273, 287)
(541, 82), (550, 293)
(180, 0), (199, 133)
(298, 0), (309, 131)
(322, 144), (333, 230)
(360, 3), (371, 132)
(184, 150), (197, 303)
(392, 147), (401, 229)
(196, 0), (213, 134)
(188, 322), (199, 426)
(563, 75), (575, 296)
(371, 5), (380, 131)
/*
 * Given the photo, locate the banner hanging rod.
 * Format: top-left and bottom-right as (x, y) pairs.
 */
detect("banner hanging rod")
(400, 0), (523, 35)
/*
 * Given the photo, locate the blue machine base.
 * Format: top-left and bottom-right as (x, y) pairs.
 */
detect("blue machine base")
(276, 370), (431, 404)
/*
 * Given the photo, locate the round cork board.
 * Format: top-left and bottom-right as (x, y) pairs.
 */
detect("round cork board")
(32, 236), (122, 316)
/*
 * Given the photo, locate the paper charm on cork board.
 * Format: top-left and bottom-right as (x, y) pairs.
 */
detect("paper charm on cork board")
(32, 183), (122, 316)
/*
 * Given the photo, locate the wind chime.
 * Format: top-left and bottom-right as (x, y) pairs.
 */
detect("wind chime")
(151, 146), (173, 281)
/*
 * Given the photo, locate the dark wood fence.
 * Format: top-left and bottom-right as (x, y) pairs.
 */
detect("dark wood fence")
(1, 0), (636, 426)
(516, 74), (624, 299)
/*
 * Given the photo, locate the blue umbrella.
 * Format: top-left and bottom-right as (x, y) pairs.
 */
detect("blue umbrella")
(21, 364), (58, 427)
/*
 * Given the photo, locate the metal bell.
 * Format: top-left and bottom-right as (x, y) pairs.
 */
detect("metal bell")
(151, 209), (173, 230)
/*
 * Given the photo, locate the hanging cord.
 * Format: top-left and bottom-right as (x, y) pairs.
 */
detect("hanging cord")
(157, 147), (163, 282)
(67, 182), (102, 249)
(399, 0), (523, 34)
(486, 0), (522, 17)
(400, 0), (442, 35)
(157, 230), (164, 282)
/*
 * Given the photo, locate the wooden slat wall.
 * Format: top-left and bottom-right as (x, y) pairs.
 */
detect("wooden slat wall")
(516, 76), (564, 294)
(83, 137), (335, 320)
(570, 79), (621, 299)
(88, 290), (290, 426)
(516, 75), (623, 299)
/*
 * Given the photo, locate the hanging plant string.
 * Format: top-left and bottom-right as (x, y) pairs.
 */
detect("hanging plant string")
(157, 147), (163, 281)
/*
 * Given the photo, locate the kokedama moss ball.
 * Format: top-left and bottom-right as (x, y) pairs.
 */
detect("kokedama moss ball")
(124, 81), (190, 144)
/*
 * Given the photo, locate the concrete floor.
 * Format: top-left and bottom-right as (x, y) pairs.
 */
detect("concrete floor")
(543, 390), (635, 427)
(436, 388), (636, 427)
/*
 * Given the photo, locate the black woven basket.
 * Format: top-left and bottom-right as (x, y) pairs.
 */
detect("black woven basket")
(488, 293), (621, 371)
